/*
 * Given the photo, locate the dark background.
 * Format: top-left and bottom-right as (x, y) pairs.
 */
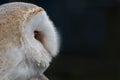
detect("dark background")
(1, 0), (120, 80)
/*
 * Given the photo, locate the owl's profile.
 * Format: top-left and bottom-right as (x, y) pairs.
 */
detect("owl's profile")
(0, 2), (59, 80)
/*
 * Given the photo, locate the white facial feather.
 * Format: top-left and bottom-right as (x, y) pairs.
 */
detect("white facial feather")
(0, 2), (59, 80)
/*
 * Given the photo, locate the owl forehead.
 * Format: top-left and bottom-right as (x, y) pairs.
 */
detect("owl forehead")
(0, 2), (43, 28)
(0, 2), (43, 15)
(0, 2), (43, 47)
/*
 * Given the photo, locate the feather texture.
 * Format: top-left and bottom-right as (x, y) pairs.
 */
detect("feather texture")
(0, 2), (59, 80)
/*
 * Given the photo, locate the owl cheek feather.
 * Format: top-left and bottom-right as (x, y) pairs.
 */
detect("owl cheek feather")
(34, 30), (50, 55)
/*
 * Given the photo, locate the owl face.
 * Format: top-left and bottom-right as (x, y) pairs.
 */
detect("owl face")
(0, 2), (59, 80)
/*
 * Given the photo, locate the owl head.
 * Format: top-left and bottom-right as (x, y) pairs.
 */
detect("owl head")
(0, 2), (60, 80)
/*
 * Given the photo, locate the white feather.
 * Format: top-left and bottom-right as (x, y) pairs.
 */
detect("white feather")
(0, 2), (60, 80)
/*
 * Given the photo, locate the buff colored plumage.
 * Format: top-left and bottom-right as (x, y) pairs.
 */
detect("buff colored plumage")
(0, 2), (59, 80)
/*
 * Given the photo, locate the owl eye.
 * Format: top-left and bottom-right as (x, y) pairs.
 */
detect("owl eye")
(34, 31), (39, 39)
(34, 31), (44, 44)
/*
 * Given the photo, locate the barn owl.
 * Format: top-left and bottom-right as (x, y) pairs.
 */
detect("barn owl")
(0, 2), (59, 80)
